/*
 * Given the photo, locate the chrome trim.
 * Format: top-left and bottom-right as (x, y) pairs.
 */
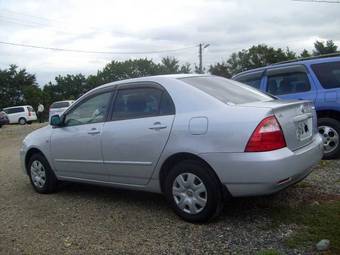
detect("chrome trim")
(55, 159), (152, 166)
(103, 160), (152, 166)
(55, 159), (102, 163)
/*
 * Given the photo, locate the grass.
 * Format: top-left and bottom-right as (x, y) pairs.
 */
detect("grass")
(270, 201), (340, 254)
(256, 249), (282, 255)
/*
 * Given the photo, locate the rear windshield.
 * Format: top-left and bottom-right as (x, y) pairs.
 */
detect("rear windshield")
(180, 76), (272, 104)
(27, 106), (34, 112)
(50, 102), (70, 108)
(311, 61), (340, 89)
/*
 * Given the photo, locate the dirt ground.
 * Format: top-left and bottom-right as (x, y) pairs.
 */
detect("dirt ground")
(0, 123), (339, 255)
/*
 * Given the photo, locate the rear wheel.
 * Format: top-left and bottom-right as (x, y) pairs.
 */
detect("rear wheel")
(318, 118), (340, 159)
(28, 153), (58, 193)
(19, 117), (26, 125)
(164, 160), (223, 223)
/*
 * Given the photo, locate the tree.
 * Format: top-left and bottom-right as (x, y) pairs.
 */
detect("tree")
(209, 44), (296, 77)
(0, 65), (41, 109)
(300, 49), (311, 58)
(313, 40), (338, 56)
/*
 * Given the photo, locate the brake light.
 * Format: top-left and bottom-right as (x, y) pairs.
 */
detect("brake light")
(245, 115), (286, 152)
(28, 110), (31, 116)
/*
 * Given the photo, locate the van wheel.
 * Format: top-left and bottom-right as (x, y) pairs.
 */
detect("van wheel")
(164, 160), (223, 223)
(318, 118), (340, 159)
(28, 153), (58, 194)
(19, 118), (27, 125)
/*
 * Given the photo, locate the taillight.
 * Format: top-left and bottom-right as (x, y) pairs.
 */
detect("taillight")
(28, 111), (31, 116)
(245, 115), (286, 152)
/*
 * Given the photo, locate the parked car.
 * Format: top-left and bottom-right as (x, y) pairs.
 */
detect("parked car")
(232, 54), (340, 159)
(20, 74), (323, 222)
(0, 111), (9, 128)
(3, 105), (37, 125)
(49, 100), (74, 121)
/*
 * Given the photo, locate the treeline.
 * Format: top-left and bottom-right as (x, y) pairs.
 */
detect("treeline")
(0, 40), (338, 110)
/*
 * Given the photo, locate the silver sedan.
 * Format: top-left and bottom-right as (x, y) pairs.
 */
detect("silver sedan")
(20, 74), (323, 222)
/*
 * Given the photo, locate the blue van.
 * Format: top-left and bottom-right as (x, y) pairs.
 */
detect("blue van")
(233, 54), (340, 159)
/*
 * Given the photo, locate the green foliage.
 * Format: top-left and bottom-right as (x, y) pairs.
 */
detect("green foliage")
(209, 44), (296, 78)
(0, 65), (41, 109)
(313, 40), (338, 56)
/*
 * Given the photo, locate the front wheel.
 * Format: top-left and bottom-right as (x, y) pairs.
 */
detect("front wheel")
(318, 118), (340, 159)
(164, 160), (223, 223)
(28, 154), (58, 193)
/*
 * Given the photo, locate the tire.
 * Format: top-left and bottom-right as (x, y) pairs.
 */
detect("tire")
(164, 160), (223, 223)
(27, 153), (58, 194)
(19, 117), (27, 125)
(318, 118), (340, 159)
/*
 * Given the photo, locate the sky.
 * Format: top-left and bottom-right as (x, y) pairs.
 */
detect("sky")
(0, 0), (339, 86)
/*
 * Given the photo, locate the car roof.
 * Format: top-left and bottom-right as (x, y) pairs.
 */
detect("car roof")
(97, 73), (208, 90)
(233, 55), (340, 79)
(3, 105), (32, 109)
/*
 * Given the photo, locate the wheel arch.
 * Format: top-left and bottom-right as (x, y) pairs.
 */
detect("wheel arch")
(317, 110), (340, 122)
(25, 148), (49, 174)
(158, 152), (228, 196)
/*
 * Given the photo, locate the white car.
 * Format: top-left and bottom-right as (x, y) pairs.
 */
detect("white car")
(3, 105), (37, 125)
(49, 100), (74, 121)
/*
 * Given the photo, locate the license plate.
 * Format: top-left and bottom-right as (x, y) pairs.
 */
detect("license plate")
(296, 118), (312, 141)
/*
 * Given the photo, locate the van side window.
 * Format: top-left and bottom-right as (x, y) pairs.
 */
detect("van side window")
(267, 72), (311, 95)
(311, 61), (340, 89)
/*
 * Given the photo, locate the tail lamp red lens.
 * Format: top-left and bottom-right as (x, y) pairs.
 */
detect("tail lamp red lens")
(245, 115), (286, 152)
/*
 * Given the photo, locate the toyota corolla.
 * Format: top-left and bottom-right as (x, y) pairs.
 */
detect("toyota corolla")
(20, 74), (323, 222)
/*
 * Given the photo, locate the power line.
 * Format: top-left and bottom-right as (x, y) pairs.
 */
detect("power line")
(0, 40), (196, 55)
(292, 0), (340, 3)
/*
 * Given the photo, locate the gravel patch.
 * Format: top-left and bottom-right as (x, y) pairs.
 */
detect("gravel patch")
(0, 124), (339, 254)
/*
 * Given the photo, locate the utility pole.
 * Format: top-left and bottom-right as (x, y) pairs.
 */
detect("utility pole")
(198, 43), (210, 74)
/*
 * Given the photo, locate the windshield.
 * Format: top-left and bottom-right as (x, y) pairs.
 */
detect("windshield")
(50, 102), (70, 109)
(180, 76), (273, 105)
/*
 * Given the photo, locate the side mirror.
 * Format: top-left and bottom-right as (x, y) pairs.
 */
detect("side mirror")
(50, 115), (62, 127)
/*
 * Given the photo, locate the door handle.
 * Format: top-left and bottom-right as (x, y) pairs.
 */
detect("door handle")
(149, 122), (167, 130)
(88, 128), (100, 135)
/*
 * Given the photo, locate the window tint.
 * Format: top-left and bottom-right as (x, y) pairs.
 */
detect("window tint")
(267, 72), (311, 95)
(235, 77), (261, 89)
(180, 76), (272, 104)
(160, 92), (175, 115)
(51, 101), (70, 108)
(64, 92), (111, 126)
(311, 61), (340, 89)
(112, 88), (163, 120)
(4, 107), (24, 114)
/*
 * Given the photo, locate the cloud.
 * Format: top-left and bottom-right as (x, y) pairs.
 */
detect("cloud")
(0, 0), (339, 85)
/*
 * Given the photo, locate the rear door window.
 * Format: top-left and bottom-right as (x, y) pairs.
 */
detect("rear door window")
(112, 87), (164, 120)
(180, 76), (272, 104)
(311, 61), (340, 89)
(4, 107), (24, 114)
(266, 72), (311, 95)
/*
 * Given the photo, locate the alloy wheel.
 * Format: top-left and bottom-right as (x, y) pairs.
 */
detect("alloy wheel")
(319, 125), (339, 154)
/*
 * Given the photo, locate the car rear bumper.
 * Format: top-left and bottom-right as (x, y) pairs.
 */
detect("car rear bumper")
(199, 134), (323, 197)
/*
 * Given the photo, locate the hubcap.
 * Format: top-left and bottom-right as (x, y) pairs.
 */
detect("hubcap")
(319, 125), (339, 154)
(30, 160), (46, 188)
(172, 173), (207, 214)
